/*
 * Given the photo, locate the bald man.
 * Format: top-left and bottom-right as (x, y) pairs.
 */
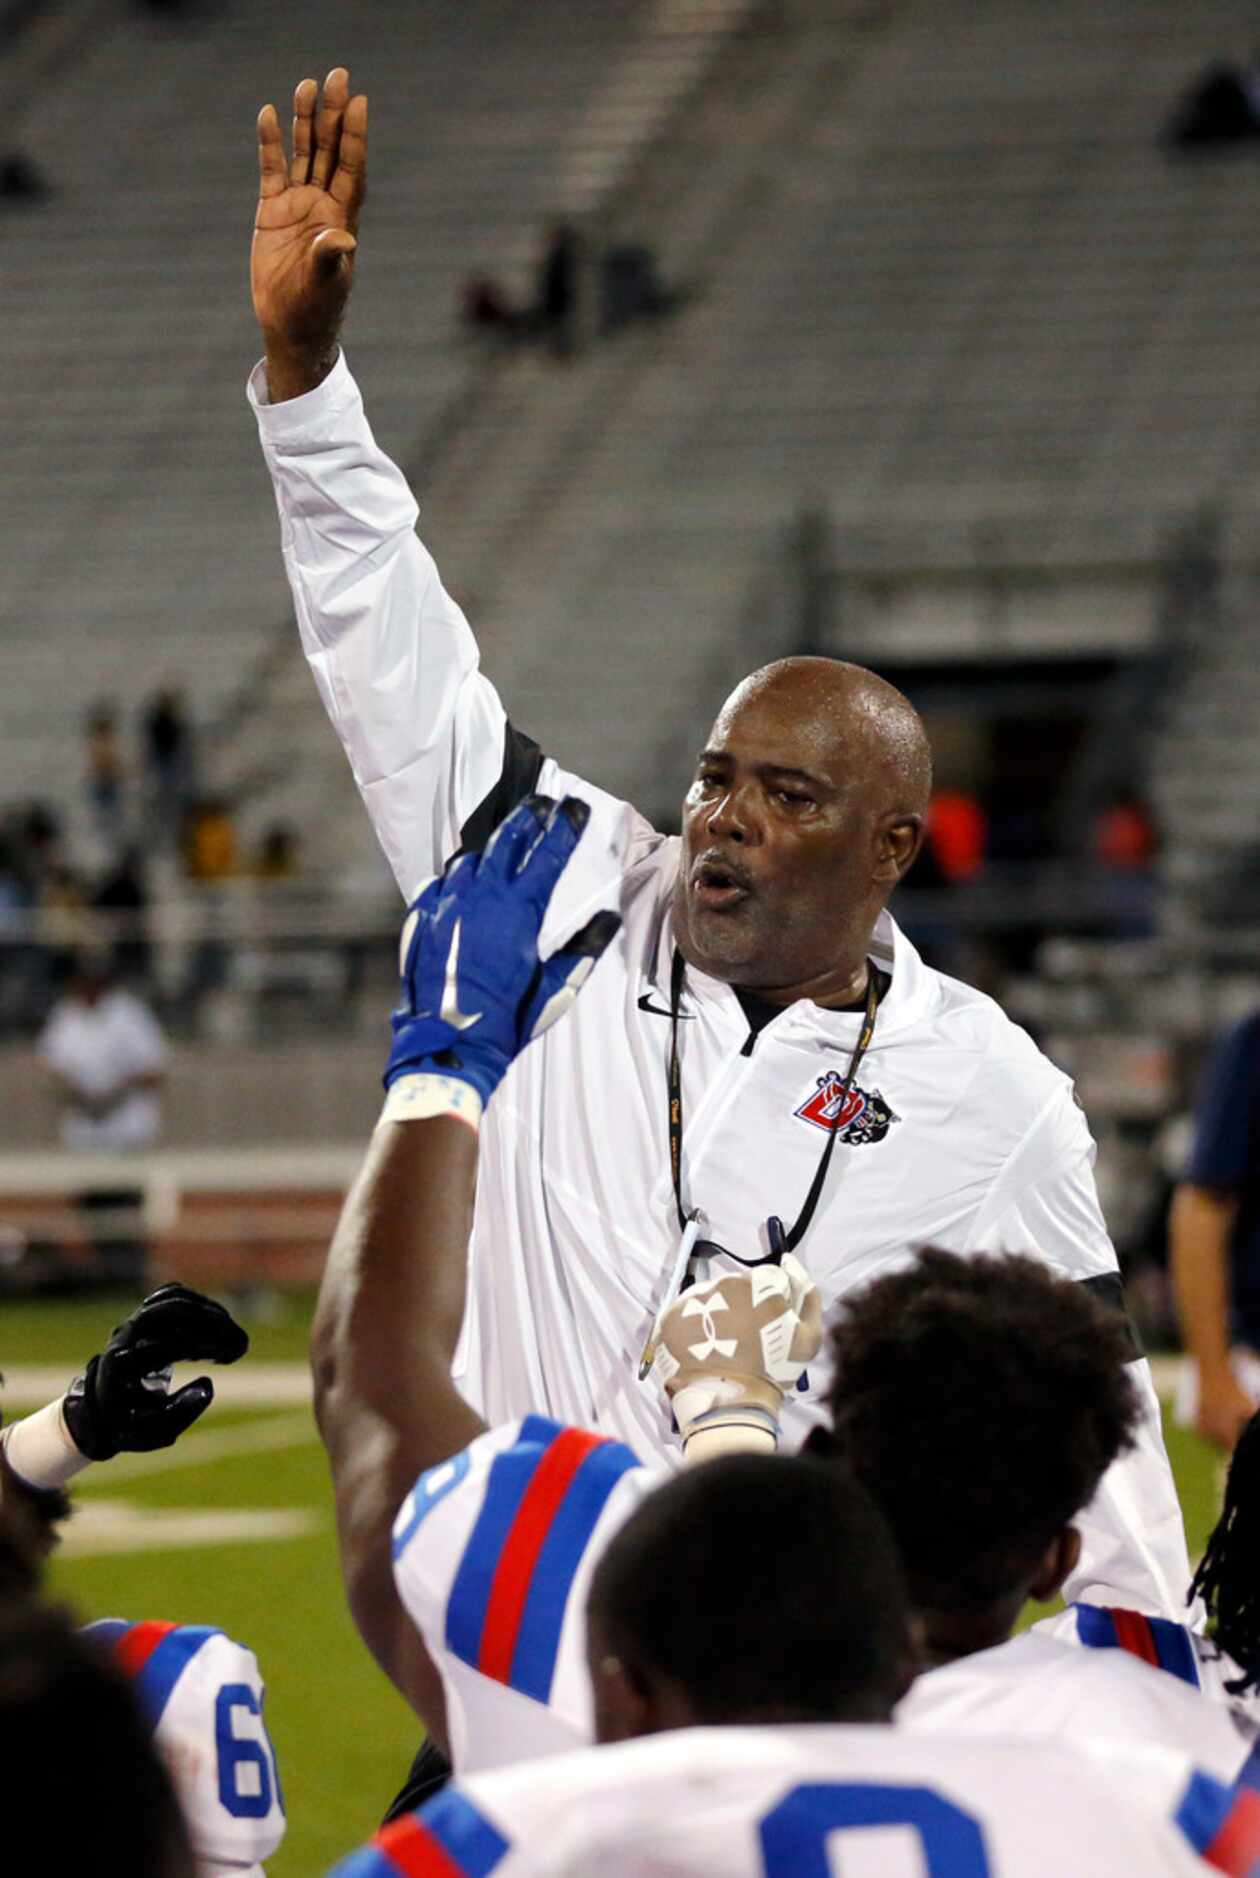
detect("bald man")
(246, 71), (1189, 1618)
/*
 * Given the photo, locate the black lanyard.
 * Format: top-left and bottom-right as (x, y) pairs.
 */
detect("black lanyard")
(666, 946), (880, 1253)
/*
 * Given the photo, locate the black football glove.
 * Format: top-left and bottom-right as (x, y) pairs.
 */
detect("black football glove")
(62, 1283), (250, 1461)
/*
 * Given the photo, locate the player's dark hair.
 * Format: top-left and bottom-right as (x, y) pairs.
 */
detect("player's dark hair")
(1190, 1406), (1260, 1693)
(825, 1248), (1141, 1611)
(587, 1453), (910, 1723)
(0, 1598), (195, 1876)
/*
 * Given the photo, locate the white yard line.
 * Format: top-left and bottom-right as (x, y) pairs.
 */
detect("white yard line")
(76, 1410), (317, 1484)
(1, 1362), (313, 1407)
(58, 1501), (321, 1559)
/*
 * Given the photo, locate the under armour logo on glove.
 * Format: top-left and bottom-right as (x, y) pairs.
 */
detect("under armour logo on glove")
(676, 1291), (739, 1364)
(385, 795), (622, 1108)
(652, 1258), (824, 1463)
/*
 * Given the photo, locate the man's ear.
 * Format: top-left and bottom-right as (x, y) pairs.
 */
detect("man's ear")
(895, 1612), (927, 1701)
(876, 814), (924, 885)
(1028, 1527), (1081, 1604)
(590, 1650), (656, 1745)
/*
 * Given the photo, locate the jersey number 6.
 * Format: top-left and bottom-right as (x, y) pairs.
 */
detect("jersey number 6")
(760, 1781), (989, 1877)
(215, 1682), (283, 1819)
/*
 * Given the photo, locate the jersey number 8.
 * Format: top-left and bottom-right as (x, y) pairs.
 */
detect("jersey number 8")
(760, 1781), (989, 1877)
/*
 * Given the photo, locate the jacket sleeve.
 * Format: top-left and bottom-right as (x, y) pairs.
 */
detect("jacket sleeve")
(250, 351), (536, 901)
(965, 1084), (1193, 1616)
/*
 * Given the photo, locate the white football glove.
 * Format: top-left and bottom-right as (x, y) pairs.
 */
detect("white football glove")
(651, 1255), (823, 1464)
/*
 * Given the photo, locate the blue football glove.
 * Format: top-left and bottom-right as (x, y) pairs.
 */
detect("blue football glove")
(384, 794), (622, 1107)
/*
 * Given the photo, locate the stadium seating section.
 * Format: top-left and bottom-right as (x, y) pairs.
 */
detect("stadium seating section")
(4, 0), (1260, 868)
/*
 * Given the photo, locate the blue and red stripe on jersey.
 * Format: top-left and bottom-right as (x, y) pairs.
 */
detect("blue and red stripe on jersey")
(1073, 1602), (1201, 1688)
(330, 1790), (510, 1878)
(445, 1414), (640, 1704)
(1176, 1769), (1260, 1875)
(83, 1618), (221, 1727)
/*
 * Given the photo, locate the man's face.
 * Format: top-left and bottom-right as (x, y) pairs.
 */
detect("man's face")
(672, 682), (889, 993)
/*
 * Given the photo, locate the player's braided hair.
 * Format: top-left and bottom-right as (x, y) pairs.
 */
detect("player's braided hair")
(1189, 1407), (1260, 1693)
(825, 1248), (1142, 1612)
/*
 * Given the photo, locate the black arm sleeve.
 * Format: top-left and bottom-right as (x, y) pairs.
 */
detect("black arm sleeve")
(1079, 1272), (1144, 1362)
(457, 719), (545, 856)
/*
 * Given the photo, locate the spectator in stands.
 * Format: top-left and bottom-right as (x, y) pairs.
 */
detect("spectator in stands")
(37, 950), (168, 1288)
(14, 801), (61, 895)
(253, 823), (300, 881)
(1089, 790), (1158, 939)
(460, 275), (524, 341)
(1091, 792), (1156, 872)
(0, 824), (24, 924)
(93, 844), (151, 986)
(1169, 1009), (1260, 1451)
(1165, 54), (1260, 151)
(183, 796), (237, 881)
(923, 787), (986, 884)
(0, 151), (48, 203)
(599, 241), (679, 336)
(459, 220), (584, 356)
(83, 700), (127, 844)
(141, 687), (196, 848)
(536, 219), (580, 356)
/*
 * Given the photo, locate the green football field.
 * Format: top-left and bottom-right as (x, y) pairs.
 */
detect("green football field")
(1, 1290), (1227, 1876)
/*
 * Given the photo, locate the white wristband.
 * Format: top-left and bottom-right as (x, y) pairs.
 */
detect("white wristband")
(1, 1399), (90, 1491)
(379, 1073), (483, 1131)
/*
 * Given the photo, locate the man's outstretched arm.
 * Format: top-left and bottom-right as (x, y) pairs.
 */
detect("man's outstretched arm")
(247, 72), (639, 904)
(311, 797), (621, 1745)
(249, 69), (567, 904)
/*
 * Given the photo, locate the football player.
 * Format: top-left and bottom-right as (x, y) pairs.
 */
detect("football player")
(820, 1253), (1257, 1775)
(330, 1454), (1255, 1878)
(84, 1619), (286, 1878)
(0, 1283), (249, 1591)
(1034, 1402), (1260, 1731)
(0, 1596), (197, 1877)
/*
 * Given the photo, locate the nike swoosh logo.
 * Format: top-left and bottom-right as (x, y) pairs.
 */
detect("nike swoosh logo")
(440, 920), (483, 1031)
(637, 993), (695, 1020)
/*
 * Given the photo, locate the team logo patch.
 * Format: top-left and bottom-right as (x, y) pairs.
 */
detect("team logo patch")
(795, 1073), (899, 1144)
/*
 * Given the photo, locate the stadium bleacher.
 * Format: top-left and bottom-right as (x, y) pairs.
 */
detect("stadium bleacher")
(1, 0), (758, 847)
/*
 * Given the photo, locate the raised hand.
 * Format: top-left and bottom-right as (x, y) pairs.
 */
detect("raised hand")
(384, 795), (622, 1109)
(252, 67), (367, 399)
(62, 1284), (250, 1460)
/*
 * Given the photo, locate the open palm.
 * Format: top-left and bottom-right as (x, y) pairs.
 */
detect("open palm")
(252, 67), (366, 353)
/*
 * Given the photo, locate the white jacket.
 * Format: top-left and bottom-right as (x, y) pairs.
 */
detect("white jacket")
(250, 353), (1191, 1615)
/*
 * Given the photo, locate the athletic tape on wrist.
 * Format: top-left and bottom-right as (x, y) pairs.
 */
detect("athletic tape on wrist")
(1, 1399), (90, 1490)
(682, 1404), (779, 1463)
(683, 1404), (780, 1446)
(380, 1072), (483, 1130)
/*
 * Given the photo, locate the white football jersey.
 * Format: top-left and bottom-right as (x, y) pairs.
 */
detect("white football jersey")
(1037, 1601), (1260, 1747)
(84, 1620), (286, 1877)
(329, 1723), (1259, 1876)
(391, 1415), (660, 1771)
(900, 1628), (1259, 1786)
